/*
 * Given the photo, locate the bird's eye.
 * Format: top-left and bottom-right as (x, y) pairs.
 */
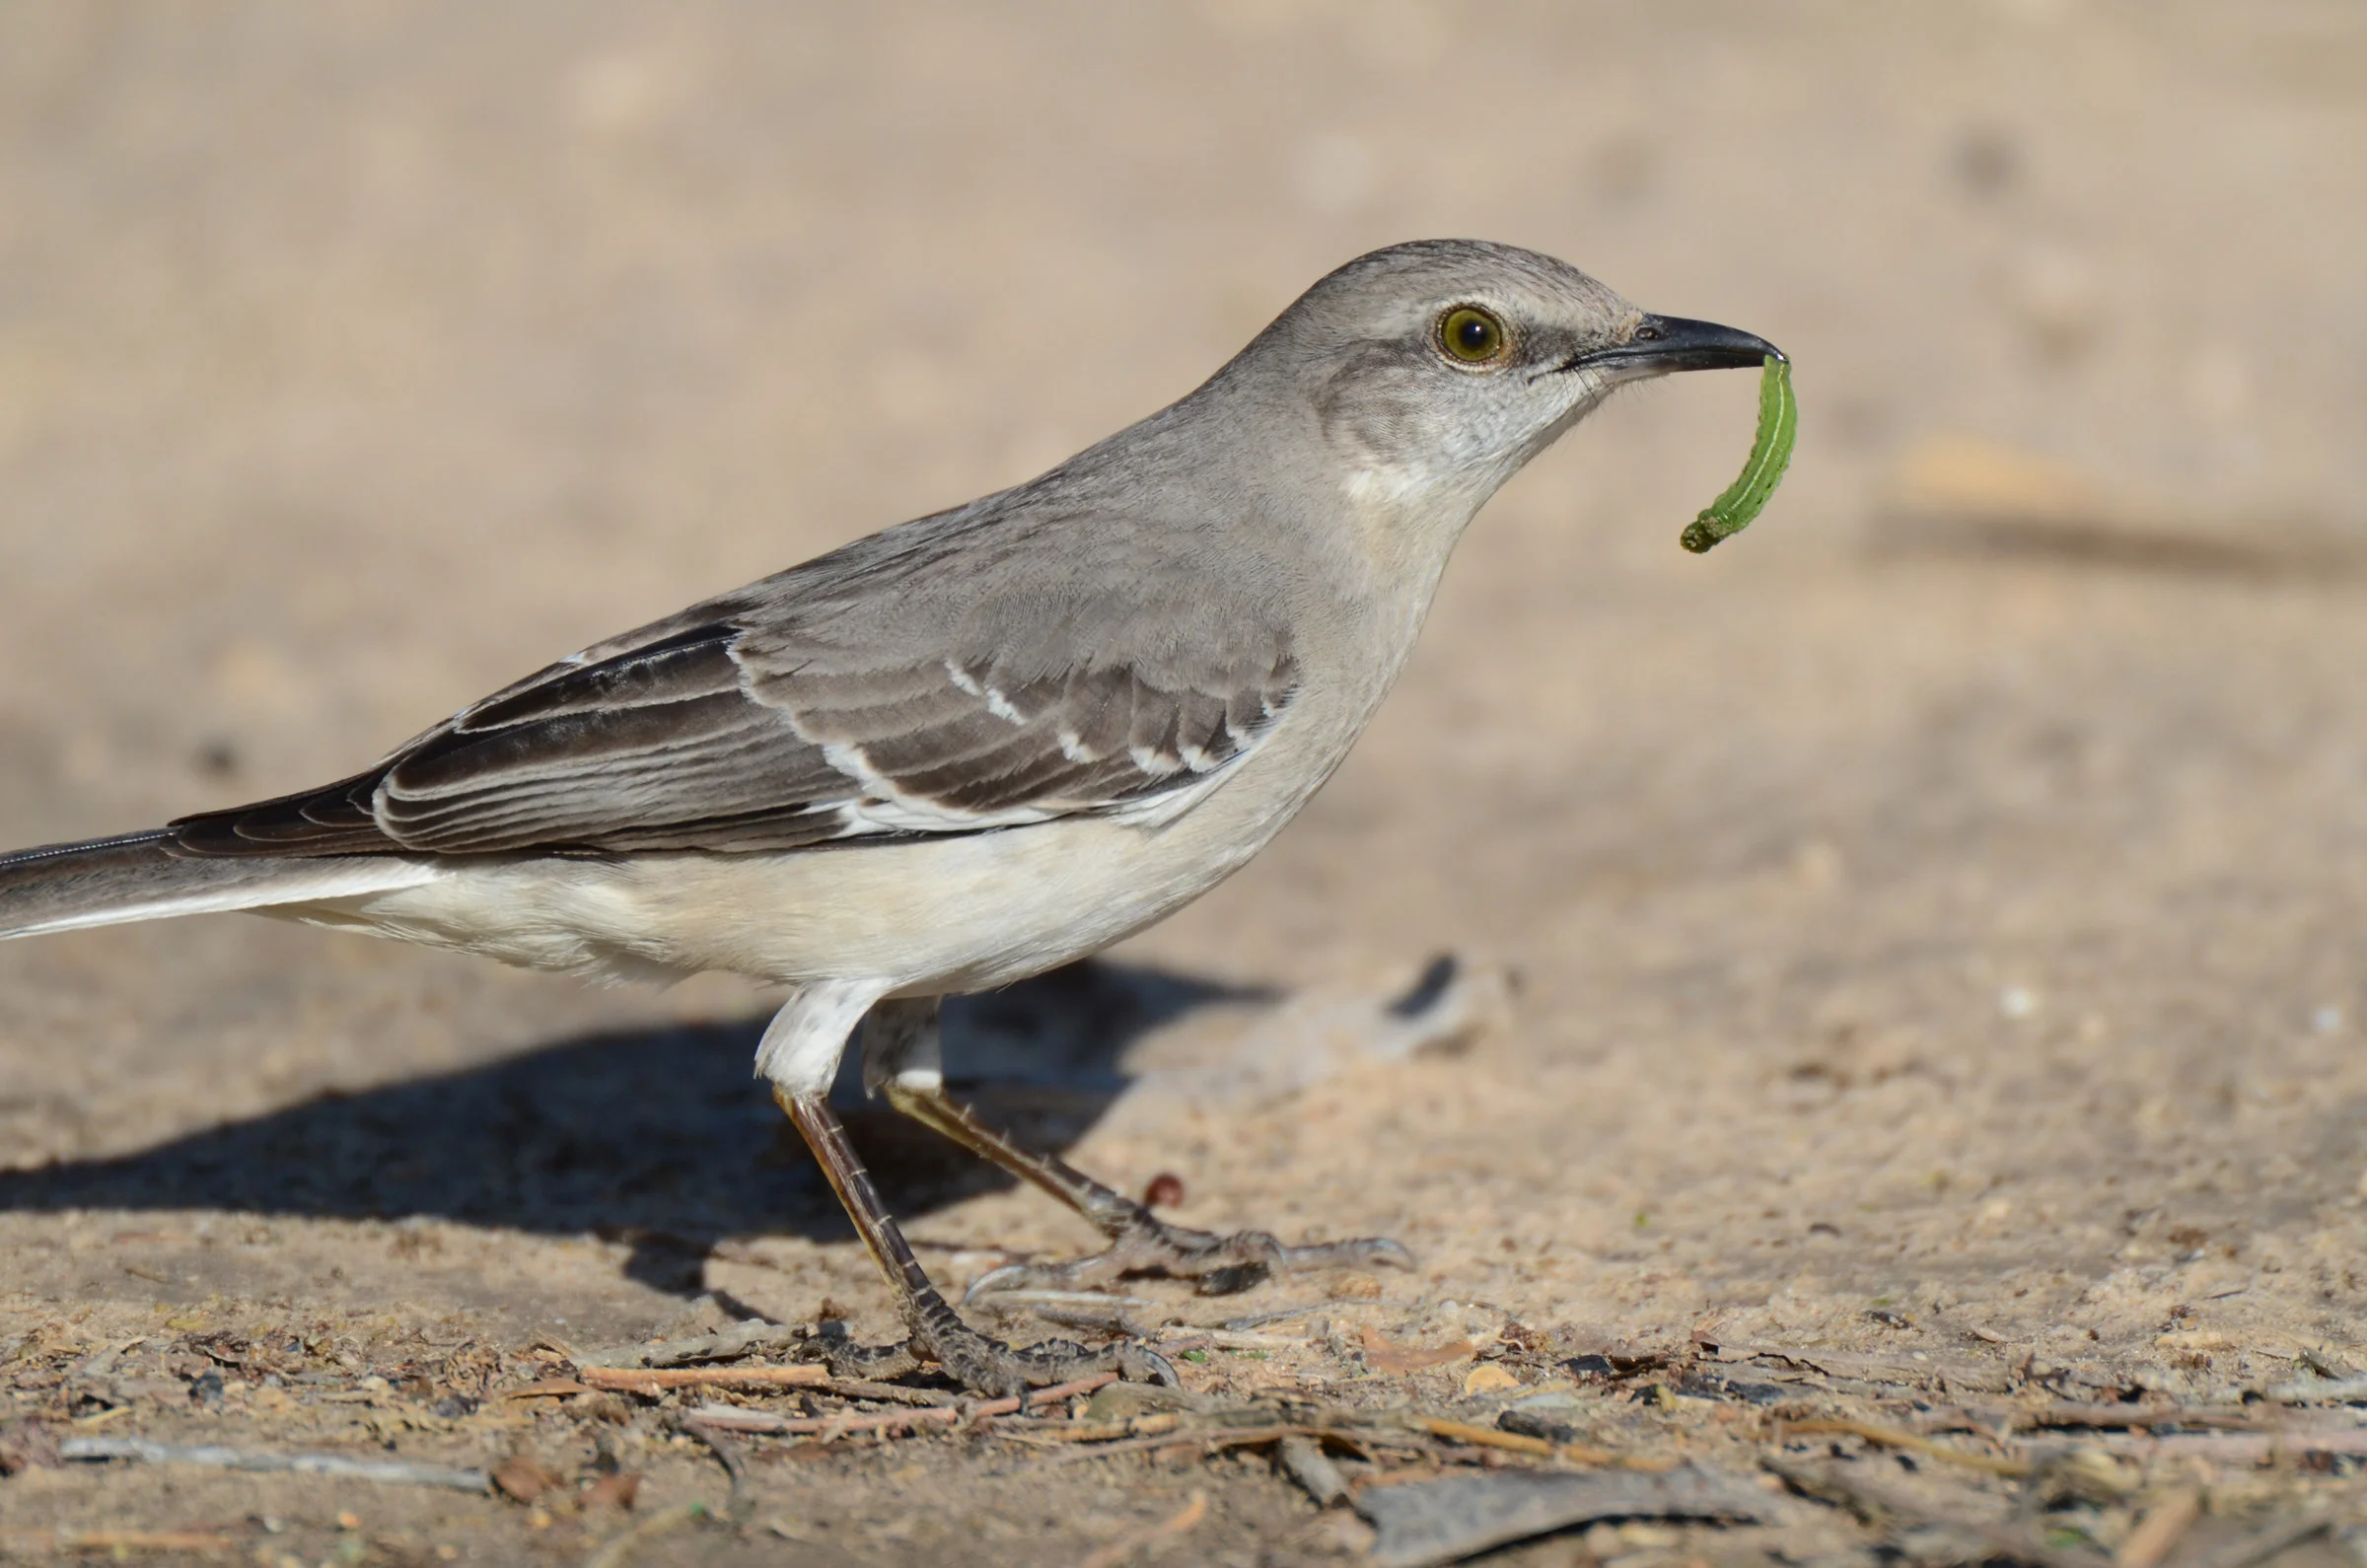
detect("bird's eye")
(1437, 305), (1509, 366)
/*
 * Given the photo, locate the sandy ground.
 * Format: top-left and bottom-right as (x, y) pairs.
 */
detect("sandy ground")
(3, 2), (2367, 1564)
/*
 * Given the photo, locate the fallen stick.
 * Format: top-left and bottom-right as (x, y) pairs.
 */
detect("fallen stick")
(0, 1529), (238, 1554)
(2018, 1404), (2262, 1432)
(992, 1414), (1184, 1446)
(812, 1378), (963, 1408)
(59, 1437), (488, 1492)
(2116, 1491), (2200, 1568)
(1277, 1435), (1349, 1508)
(1023, 1422), (1426, 1470)
(575, 1320), (804, 1370)
(577, 1365), (828, 1395)
(1774, 1417), (2032, 1477)
(679, 1416), (752, 1524)
(682, 1372), (1118, 1438)
(1415, 1417), (1619, 1467)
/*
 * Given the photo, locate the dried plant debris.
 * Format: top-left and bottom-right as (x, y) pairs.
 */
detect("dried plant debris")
(60, 1435), (490, 1490)
(10, 1299), (2367, 1566)
(1357, 1465), (1775, 1568)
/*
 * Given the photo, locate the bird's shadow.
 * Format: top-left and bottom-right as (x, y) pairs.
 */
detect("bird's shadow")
(0, 960), (1272, 1296)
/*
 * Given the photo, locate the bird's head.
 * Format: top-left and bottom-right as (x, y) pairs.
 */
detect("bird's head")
(1240, 239), (1779, 518)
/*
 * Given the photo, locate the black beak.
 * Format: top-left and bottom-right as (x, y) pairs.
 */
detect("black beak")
(1570, 314), (1783, 375)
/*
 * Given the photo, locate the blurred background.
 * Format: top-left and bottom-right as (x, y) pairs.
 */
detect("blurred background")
(2, 0), (2365, 1380)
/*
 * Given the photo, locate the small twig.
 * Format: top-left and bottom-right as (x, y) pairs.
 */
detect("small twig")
(576, 1320), (803, 1370)
(1775, 1417), (2032, 1477)
(812, 1378), (962, 1408)
(1277, 1435), (1348, 1507)
(0, 1530), (238, 1554)
(2018, 1404), (2260, 1432)
(1413, 1416), (1618, 1466)
(578, 1365), (827, 1396)
(1219, 1301), (1337, 1332)
(682, 1372), (1119, 1439)
(2115, 1491), (2201, 1568)
(2300, 1345), (2361, 1381)
(1198, 1329), (1312, 1352)
(993, 1415), (1184, 1446)
(1073, 1491), (1207, 1568)
(679, 1417), (752, 1525)
(58, 1437), (488, 1491)
(1221, 1307), (1353, 1335)
(1024, 1421), (1434, 1470)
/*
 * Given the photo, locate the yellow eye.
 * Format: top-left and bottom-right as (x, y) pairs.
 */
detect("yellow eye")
(1437, 305), (1508, 365)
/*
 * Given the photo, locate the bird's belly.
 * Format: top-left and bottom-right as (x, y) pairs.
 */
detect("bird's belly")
(281, 693), (1366, 992)
(289, 773), (1303, 992)
(616, 812), (1268, 991)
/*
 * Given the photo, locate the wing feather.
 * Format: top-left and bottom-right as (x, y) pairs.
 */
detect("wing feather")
(165, 531), (1301, 859)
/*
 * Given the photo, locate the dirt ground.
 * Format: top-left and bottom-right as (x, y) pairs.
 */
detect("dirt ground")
(4, 2), (2367, 1564)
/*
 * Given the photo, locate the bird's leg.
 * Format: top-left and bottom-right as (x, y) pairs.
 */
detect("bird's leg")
(756, 986), (1173, 1396)
(863, 998), (1414, 1300)
(775, 1089), (1174, 1394)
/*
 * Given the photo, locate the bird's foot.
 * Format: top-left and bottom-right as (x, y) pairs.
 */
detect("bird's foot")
(967, 1210), (1415, 1300)
(797, 1313), (1177, 1399)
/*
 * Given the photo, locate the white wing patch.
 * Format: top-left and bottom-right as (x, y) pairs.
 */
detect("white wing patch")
(944, 658), (1026, 725)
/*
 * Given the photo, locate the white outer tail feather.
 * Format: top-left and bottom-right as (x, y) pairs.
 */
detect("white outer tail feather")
(0, 831), (442, 942)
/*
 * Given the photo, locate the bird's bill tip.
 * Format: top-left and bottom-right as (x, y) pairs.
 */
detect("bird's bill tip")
(1592, 314), (1783, 374)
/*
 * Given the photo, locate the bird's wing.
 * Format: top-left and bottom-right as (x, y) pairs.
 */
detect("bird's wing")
(166, 552), (1300, 858)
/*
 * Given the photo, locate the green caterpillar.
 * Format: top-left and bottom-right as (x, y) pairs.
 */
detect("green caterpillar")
(1680, 354), (1796, 553)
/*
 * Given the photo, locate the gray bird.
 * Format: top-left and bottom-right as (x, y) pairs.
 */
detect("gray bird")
(0, 240), (1778, 1395)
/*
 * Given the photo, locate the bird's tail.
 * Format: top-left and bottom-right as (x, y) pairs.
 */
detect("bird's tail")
(0, 830), (437, 941)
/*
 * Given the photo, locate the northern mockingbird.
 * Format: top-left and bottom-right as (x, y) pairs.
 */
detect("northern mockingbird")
(0, 240), (1778, 1394)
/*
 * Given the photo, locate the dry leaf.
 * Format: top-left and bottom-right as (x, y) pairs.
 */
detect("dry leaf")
(502, 1378), (593, 1400)
(583, 1472), (642, 1511)
(1463, 1365), (1523, 1395)
(1361, 1327), (1478, 1375)
(491, 1453), (566, 1504)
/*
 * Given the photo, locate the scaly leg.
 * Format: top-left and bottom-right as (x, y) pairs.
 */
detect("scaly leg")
(755, 984), (1173, 1395)
(860, 997), (1415, 1300)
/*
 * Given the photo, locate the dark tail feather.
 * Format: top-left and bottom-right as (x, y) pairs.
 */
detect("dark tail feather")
(0, 830), (436, 941)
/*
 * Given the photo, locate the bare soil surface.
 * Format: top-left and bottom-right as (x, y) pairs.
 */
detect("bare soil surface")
(3, 3), (2366, 1564)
